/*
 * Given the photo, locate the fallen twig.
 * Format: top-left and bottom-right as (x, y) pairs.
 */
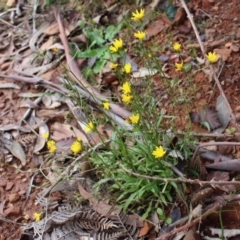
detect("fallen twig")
(190, 141), (240, 162)
(119, 163), (240, 186)
(155, 199), (224, 240)
(54, 10), (131, 119)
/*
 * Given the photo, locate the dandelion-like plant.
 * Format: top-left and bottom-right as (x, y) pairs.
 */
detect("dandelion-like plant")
(123, 63), (132, 74)
(173, 42), (181, 51)
(134, 31), (146, 40)
(129, 113), (140, 124)
(206, 52), (218, 63)
(121, 82), (131, 94)
(175, 61), (184, 71)
(131, 9), (145, 21)
(102, 101), (110, 110)
(84, 121), (95, 133)
(71, 138), (82, 154)
(152, 146), (166, 158)
(122, 94), (133, 104)
(47, 140), (57, 153)
(43, 132), (49, 139)
(109, 38), (123, 53)
(110, 63), (118, 69)
(33, 212), (42, 222)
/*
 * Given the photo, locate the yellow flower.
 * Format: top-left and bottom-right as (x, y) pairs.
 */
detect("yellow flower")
(121, 82), (131, 94)
(173, 42), (181, 51)
(134, 31), (146, 40)
(71, 139), (82, 154)
(175, 61), (184, 71)
(103, 101), (110, 110)
(206, 52), (218, 63)
(109, 38), (123, 52)
(152, 146), (166, 158)
(33, 212), (42, 222)
(52, 47), (58, 54)
(110, 63), (118, 69)
(148, 53), (152, 58)
(43, 132), (49, 139)
(129, 113), (140, 124)
(131, 9), (145, 21)
(123, 63), (132, 74)
(122, 94), (133, 104)
(84, 121), (95, 133)
(47, 140), (57, 153)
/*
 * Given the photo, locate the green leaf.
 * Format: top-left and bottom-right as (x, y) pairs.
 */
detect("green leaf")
(157, 208), (163, 216)
(164, 5), (178, 21)
(105, 25), (121, 41)
(183, 63), (192, 73)
(142, 201), (153, 219)
(123, 192), (138, 211)
(78, 20), (86, 28)
(93, 59), (107, 73)
(166, 217), (172, 224)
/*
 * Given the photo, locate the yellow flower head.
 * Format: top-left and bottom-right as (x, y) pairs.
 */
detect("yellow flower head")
(52, 47), (58, 54)
(134, 31), (146, 40)
(122, 94), (133, 104)
(33, 212), (42, 222)
(129, 113), (140, 124)
(175, 61), (184, 71)
(152, 146), (166, 158)
(173, 42), (181, 51)
(121, 82), (131, 94)
(131, 9), (145, 21)
(84, 121), (95, 133)
(110, 63), (118, 69)
(103, 101), (110, 110)
(47, 140), (57, 153)
(206, 52), (218, 63)
(123, 63), (132, 74)
(109, 38), (123, 53)
(71, 139), (82, 154)
(43, 132), (49, 139)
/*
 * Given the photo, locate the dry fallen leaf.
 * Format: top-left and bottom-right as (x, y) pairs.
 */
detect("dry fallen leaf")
(77, 182), (114, 216)
(190, 106), (221, 130)
(4, 141), (26, 166)
(138, 220), (153, 237)
(146, 19), (166, 38)
(52, 122), (89, 144)
(214, 48), (231, 61)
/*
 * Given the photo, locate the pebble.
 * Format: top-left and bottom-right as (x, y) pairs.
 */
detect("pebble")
(8, 193), (20, 203)
(4, 206), (21, 217)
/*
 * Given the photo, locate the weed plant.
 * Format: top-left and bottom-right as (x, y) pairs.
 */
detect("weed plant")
(57, 5), (218, 218)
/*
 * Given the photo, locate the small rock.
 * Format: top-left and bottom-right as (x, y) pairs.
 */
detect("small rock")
(196, 92), (201, 99)
(9, 193), (20, 203)
(4, 206), (21, 217)
(5, 182), (14, 191)
(0, 179), (7, 187)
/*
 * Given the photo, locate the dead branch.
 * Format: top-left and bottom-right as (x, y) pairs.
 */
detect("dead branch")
(54, 10), (131, 119)
(119, 163), (240, 186)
